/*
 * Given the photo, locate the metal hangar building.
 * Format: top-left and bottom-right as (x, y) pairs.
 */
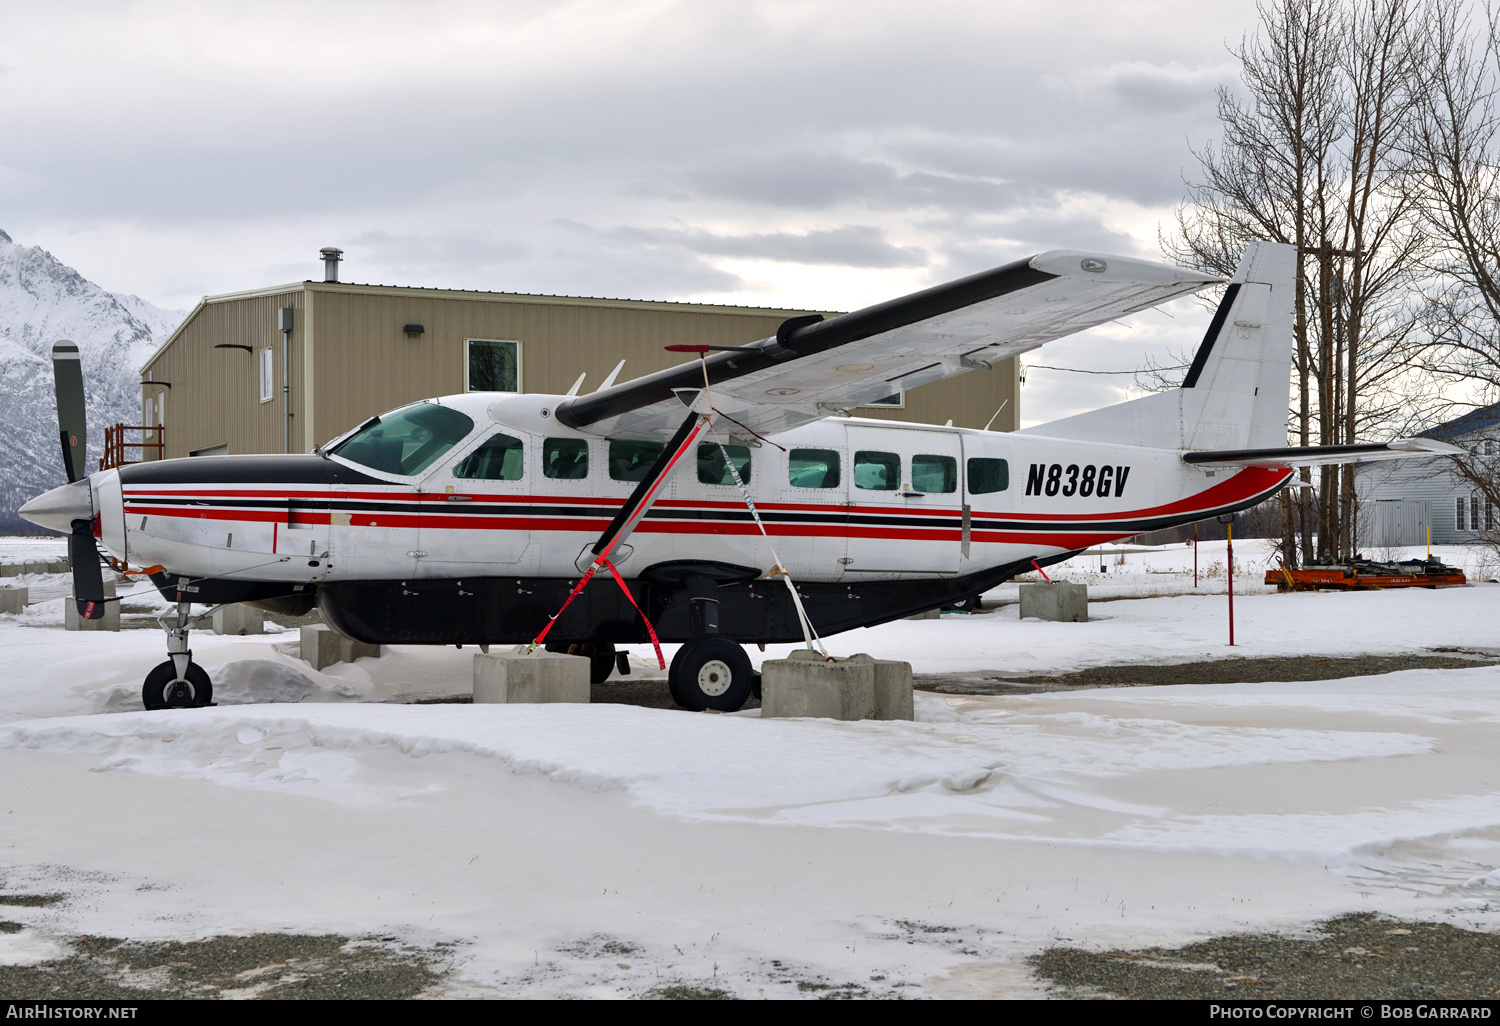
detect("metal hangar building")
(135, 249), (1020, 462)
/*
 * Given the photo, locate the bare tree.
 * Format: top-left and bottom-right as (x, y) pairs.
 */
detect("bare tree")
(1408, 0), (1500, 538)
(1167, 0), (1429, 567)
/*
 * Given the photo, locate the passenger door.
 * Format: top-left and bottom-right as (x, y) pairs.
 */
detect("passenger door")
(843, 426), (962, 576)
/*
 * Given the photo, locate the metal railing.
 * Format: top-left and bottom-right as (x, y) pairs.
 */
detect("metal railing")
(99, 424), (165, 471)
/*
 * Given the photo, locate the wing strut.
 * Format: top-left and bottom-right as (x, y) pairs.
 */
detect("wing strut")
(529, 405), (714, 667)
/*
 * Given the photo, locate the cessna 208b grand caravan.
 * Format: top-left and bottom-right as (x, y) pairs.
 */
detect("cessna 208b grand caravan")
(20, 241), (1457, 712)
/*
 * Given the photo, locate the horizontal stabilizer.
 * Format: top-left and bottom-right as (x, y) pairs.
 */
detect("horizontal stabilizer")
(1183, 438), (1462, 468)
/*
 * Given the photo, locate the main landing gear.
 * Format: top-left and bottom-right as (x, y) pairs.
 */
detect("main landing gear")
(668, 637), (753, 712)
(143, 596), (214, 710)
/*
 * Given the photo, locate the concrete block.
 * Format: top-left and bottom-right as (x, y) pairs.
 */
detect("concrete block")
(212, 604), (265, 636)
(0, 587), (26, 615)
(473, 648), (590, 704)
(22, 562), (47, 576)
(761, 650), (912, 721)
(46, 560), (70, 574)
(0, 564), (21, 578)
(904, 608), (941, 620)
(299, 624), (381, 670)
(1018, 581), (1088, 622)
(65, 579), (119, 631)
(848, 652), (915, 721)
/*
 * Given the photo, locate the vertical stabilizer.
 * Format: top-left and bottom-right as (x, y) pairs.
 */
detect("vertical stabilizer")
(1018, 241), (1295, 451)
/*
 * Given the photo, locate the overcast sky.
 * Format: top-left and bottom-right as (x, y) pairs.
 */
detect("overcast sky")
(0, 0), (1260, 424)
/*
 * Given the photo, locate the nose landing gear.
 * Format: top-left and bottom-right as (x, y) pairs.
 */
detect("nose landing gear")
(142, 596), (215, 710)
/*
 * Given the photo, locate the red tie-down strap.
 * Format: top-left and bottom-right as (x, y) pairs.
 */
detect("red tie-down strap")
(529, 559), (666, 670)
(602, 558), (665, 670)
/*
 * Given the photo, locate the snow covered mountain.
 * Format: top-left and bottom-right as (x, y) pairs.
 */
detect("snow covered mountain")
(0, 229), (184, 532)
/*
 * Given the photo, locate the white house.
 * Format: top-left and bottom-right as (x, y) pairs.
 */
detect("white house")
(1355, 403), (1498, 546)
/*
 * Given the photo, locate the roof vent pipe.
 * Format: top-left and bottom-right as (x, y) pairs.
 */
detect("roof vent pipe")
(320, 247), (344, 283)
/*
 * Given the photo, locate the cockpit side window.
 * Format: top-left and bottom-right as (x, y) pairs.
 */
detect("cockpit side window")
(453, 433), (525, 480)
(330, 403), (475, 477)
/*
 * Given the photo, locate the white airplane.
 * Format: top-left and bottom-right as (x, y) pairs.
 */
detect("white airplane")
(20, 241), (1457, 712)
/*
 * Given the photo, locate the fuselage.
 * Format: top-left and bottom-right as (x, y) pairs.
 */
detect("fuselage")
(66, 392), (1287, 644)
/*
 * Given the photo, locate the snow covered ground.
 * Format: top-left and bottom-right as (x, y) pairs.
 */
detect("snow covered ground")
(1, 537), (1499, 997)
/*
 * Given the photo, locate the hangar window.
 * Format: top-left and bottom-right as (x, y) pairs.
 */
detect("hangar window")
(967, 457), (1009, 494)
(911, 454), (957, 493)
(853, 451), (900, 490)
(466, 339), (520, 393)
(543, 438), (589, 479)
(330, 402), (475, 477)
(608, 439), (664, 482)
(788, 448), (840, 489)
(454, 433), (524, 480)
(697, 443), (751, 486)
(259, 347), (274, 403)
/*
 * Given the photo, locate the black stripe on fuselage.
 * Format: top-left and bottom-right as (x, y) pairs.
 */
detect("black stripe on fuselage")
(118, 454), (385, 486)
(123, 473), (1288, 537)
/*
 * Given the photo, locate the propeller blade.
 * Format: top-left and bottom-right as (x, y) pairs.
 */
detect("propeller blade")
(52, 342), (87, 483)
(69, 518), (106, 620)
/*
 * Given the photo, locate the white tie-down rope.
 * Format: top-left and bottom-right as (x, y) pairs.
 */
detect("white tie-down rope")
(694, 354), (826, 656)
(714, 434), (827, 657)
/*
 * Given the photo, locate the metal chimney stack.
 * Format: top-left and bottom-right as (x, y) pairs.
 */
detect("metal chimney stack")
(320, 247), (343, 283)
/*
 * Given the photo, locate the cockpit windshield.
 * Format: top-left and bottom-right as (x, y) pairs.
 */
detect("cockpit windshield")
(329, 402), (475, 477)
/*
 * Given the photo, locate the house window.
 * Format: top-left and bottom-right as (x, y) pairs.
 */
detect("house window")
(1488, 498), (1496, 532)
(466, 339), (520, 392)
(1457, 495), (1468, 531)
(259, 347), (274, 402)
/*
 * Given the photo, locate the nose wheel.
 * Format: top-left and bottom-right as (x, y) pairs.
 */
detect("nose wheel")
(143, 593), (215, 710)
(143, 659), (214, 709)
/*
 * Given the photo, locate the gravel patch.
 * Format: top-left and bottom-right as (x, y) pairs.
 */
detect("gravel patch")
(0, 932), (447, 999)
(1030, 912), (1500, 999)
(917, 651), (1500, 695)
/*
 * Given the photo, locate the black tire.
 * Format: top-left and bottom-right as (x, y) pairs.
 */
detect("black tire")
(942, 594), (981, 613)
(142, 660), (213, 710)
(669, 637), (753, 712)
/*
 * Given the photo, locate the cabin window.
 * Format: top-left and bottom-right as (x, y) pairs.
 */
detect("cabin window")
(466, 339), (520, 392)
(788, 448), (840, 489)
(697, 443), (751, 486)
(453, 432), (524, 480)
(608, 440), (664, 482)
(259, 347), (274, 402)
(853, 451), (900, 490)
(911, 454), (957, 493)
(330, 402), (475, 477)
(543, 438), (589, 479)
(967, 457), (1009, 494)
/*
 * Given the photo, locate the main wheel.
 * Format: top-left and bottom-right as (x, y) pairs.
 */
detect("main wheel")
(668, 637), (753, 712)
(142, 660), (214, 710)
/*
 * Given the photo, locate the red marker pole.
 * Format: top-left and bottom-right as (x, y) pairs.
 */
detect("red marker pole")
(1193, 523), (1198, 588)
(1226, 521), (1235, 646)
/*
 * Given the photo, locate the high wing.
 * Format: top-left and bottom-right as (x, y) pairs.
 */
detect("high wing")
(554, 250), (1220, 439)
(1183, 438), (1463, 468)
